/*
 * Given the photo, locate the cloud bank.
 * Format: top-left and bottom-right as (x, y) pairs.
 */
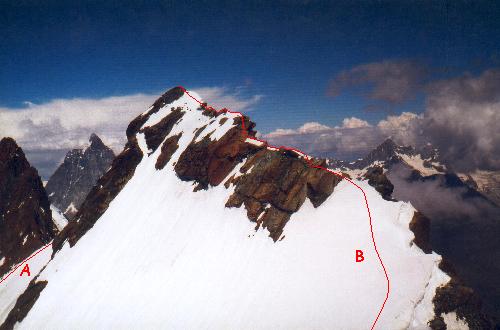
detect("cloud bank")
(0, 87), (262, 178)
(422, 68), (500, 171)
(265, 119), (384, 160)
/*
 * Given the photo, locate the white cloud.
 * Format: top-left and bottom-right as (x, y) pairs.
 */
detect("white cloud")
(264, 120), (382, 160)
(339, 117), (371, 128)
(377, 112), (423, 146)
(420, 69), (500, 171)
(377, 112), (419, 131)
(0, 87), (263, 153)
(0, 93), (157, 152)
(297, 122), (331, 133)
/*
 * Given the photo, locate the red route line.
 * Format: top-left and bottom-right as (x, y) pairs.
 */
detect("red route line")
(0, 87), (390, 330)
(0, 242), (52, 285)
(180, 86), (390, 330)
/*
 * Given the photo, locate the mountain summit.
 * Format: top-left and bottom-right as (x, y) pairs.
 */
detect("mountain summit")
(0, 88), (493, 329)
(45, 133), (115, 218)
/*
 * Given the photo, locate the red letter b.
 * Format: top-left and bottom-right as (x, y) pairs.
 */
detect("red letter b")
(356, 250), (364, 262)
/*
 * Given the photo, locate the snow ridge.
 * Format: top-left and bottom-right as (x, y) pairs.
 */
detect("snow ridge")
(3, 88), (455, 329)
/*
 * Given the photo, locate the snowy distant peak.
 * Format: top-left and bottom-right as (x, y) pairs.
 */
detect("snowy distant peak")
(45, 133), (115, 218)
(329, 138), (446, 178)
(458, 170), (500, 207)
(363, 138), (415, 165)
(0, 137), (56, 277)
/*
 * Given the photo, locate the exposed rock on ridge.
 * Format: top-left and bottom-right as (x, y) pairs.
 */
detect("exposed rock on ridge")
(225, 152), (341, 240)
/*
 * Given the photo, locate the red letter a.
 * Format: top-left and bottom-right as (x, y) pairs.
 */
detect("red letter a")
(20, 264), (31, 276)
(356, 250), (364, 263)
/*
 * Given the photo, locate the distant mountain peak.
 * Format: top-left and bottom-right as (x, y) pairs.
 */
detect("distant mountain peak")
(379, 137), (398, 149)
(89, 133), (106, 150)
(328, 137), (446, 178)
(45, 133), (115, 217)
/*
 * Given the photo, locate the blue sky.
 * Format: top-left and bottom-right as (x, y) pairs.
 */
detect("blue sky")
(2, 1), (500, 133)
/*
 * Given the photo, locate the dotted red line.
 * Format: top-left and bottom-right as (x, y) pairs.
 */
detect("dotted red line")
(0, 242), (52, 285)
(180, 86), (390, 330)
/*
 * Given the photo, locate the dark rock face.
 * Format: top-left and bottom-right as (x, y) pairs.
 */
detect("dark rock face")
(0, 138), (56, 277)
(0, 280), (48, 330)
(363, 166), (394, 200)
(430, 259), (495, 330)
(45, 134), (115, 218)
(408, 212), (432, 254)
(156, 133), (182, 170)
(142, 107), (185, 153)
(175, 117), (258, 187)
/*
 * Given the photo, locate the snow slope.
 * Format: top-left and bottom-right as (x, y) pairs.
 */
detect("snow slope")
(15, 90), (452, 329)
(50, 205), (68, 232)
(0, 245), (52, 325)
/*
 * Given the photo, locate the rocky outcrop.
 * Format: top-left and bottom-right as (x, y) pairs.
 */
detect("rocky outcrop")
(363, 166), (394, 200)
(45, 134), (115, 218)
(126, 87), (185, 139)
(0, 280), (48, 330)
(409, 212), (431, 254)
(175, 117), (258, 188)
(430, 259), (495, 329)
(142, 107), (185, 153)
(156, 133), (182, 170)
(225, 151), (341, 241)
(0, 138), (56, 276)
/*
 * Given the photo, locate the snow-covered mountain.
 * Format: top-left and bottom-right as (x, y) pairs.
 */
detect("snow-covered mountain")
(0, 88), (494, 329)
(329, 138), (500, 323)
(45, 134), (115, 218)
(458, 170), (500, 207)
(328, 138), (446, 179)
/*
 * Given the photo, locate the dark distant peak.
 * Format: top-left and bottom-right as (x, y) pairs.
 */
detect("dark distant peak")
(0, 137), (30, 174)
(365, 138), (400, 161)
(372, 138), (415, 157)
(0, 136), (18, 148)
(379, 138), (398, 150)
(89, 133), (106, 150)
(0, 137), (22, 159)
